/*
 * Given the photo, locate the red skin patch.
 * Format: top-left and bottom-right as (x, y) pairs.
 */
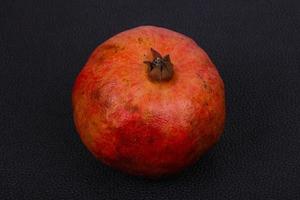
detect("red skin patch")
(93, 120), (199, 176)
(72, 26), (225, 177)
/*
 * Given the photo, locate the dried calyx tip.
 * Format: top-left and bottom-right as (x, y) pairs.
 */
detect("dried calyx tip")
(144, 48), (174, 82)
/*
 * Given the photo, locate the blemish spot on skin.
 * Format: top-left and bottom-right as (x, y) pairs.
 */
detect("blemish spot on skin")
(91, 89), (101, 100)
(146, 135), (156, 144)
(102, 44), (118, 50)
(201, 80), (213, 93)
(138, 37), (143, 44)
(92, 44), (125, 65)
(92, 121), (98, 126)
(125, 103), (139, 113)
(102, 44), (124, 53)
(96, 56), (105, 63)
(203, 82), (208, 89)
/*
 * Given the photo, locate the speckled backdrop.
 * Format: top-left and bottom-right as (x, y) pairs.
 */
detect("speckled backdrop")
(1, 0), (299, 199)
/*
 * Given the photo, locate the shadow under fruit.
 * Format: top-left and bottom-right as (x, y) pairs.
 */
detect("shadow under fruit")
(72, 26), (225, 178)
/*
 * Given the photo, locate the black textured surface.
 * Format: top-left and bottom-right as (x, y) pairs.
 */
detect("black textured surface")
(1, 0), (300, 199)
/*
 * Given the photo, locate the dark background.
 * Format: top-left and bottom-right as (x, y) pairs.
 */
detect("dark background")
(1, 0), (299, 199)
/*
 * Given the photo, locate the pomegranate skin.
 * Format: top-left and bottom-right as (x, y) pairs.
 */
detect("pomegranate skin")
(72, 26), (225, 177)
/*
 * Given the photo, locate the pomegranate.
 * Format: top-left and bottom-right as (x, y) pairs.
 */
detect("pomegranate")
(72, 26), (225, 177)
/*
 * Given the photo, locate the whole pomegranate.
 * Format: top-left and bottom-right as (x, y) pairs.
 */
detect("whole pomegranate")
(72, 26), (225, 177)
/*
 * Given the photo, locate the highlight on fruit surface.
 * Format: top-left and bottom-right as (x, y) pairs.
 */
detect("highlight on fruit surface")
(72, 26), (225, 178)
